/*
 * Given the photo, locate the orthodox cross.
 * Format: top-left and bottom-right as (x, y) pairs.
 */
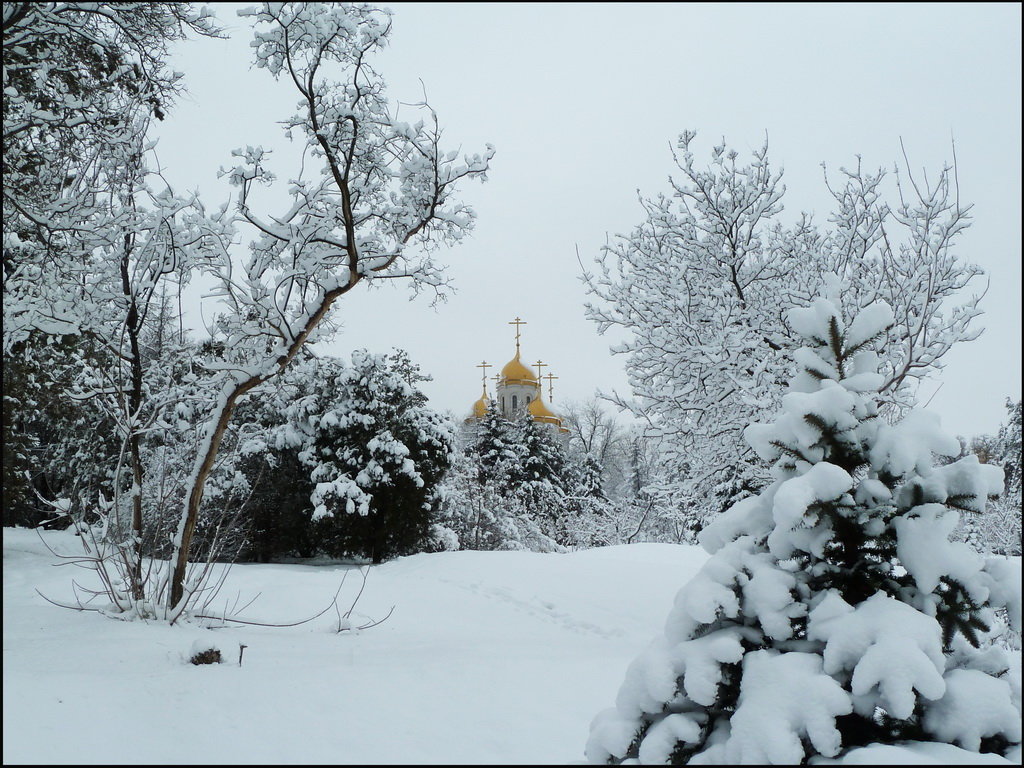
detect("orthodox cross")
(544, 372), (559, 400)
(476, 360), (492, 394)
(492, 373), (501, 389)
(508, 316), (527, 355)
(533, 360), (548, 384)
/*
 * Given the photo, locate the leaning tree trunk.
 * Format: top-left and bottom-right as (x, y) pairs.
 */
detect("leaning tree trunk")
(167, 281), (356, 614)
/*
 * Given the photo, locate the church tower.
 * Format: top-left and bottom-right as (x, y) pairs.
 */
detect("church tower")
(465, 317), (567, 433)
(497, 317), (540, 419)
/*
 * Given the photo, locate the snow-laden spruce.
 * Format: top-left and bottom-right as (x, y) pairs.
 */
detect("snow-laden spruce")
(298, 349), (455, 564)
(434, 406), (573, 553)
(586, 297), (1021, 765)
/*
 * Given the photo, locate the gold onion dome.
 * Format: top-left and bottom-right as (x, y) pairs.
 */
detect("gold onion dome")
(527, 397), (557, 421)
(471, 390), (488, 418)
(528, 396), (569, 433)
(501, 352), (538, 386)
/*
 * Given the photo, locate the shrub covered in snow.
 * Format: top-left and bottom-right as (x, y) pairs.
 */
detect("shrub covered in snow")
(586, 297), (1022, 764)
(302, 349), (456, 564)
(187, 636), (238, 665)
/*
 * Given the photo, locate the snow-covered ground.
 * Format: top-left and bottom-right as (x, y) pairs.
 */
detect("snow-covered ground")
(3, 527), (705, 764)
(3, 527), (1019, 765)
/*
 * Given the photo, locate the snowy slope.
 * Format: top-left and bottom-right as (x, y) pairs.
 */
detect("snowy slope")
(3, 528), (1018, 765)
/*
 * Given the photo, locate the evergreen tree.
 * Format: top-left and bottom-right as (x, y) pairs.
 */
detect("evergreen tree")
(433, 448), (531, 552)
(515, 415), (569, 540)
(571, 454), (607, 500)
(2, 334), (120, 528)
(437, 408), (567, 552)
(517, 415), (567, 489)
(227, 374), (319, 563)
(307, 350), (455, 564)
(995, 400), (1022, 547)
(561, 453), (616, 547)
(2, 343), (40, 525)
(471, 405), (527, 490)
(996, 400), (1022, 496)
(211, 355), (331, 563)
(587, 297), (1020, 764)
(240, 447), (317, 561)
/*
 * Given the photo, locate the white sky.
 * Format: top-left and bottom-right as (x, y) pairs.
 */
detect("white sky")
(152, 2), (1022, 439)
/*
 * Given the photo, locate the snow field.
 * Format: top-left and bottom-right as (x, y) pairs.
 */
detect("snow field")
(5, 528), (1019, 765)
(3, 528), (705, 764)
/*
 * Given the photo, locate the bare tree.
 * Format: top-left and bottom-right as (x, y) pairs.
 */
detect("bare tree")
(561, 398), (627, 465)
(583, 131), (984, 522)
(166, 3), (493, 615)
(4, 3), (491, 623)
(560, 397), (630, 499)
(3, 3), (220, 343)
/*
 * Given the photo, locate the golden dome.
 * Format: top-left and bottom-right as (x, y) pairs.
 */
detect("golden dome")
(471, 395), (488, 418)
(501, 353), (538, 386)
(465, 386), (489, 422)
(527, 397), (557, 419)
(527, 396), (568, 432)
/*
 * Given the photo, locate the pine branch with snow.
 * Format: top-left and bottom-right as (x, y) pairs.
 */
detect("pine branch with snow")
(586, 296), (1020, 765)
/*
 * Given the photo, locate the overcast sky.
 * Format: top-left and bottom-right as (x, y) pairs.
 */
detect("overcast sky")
(152, 2), (1022, 439)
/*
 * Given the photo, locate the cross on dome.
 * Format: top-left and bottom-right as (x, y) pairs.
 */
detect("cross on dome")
(508, 316), (527, 355)
(544, 372), (559, 400)
(476, 360), (492, 394)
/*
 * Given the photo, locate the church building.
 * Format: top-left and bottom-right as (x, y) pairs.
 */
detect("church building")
(466, 317), (568, 433)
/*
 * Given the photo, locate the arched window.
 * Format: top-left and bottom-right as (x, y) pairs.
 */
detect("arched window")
(512, 394), (518, 410)
(502, 396), (506, 412)
(527, 396), (532, 404)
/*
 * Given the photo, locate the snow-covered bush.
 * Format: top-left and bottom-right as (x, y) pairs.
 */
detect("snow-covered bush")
(186, 636), (242, 666)
(586, 297), (1021, 764)
(301, 349), (455, 564)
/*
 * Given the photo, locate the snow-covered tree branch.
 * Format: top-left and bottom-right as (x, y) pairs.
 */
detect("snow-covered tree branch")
(583, 132), (985, 524)
(167, 2), (493, 613)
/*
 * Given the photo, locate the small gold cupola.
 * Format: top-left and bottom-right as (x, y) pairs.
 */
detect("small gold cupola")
(471, 389), (488, 419)
(466, 361), (493, 422)
(528, 395), (569, 433)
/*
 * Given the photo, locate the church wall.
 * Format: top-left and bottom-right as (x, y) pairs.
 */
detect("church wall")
(498, 382), (541, 418)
